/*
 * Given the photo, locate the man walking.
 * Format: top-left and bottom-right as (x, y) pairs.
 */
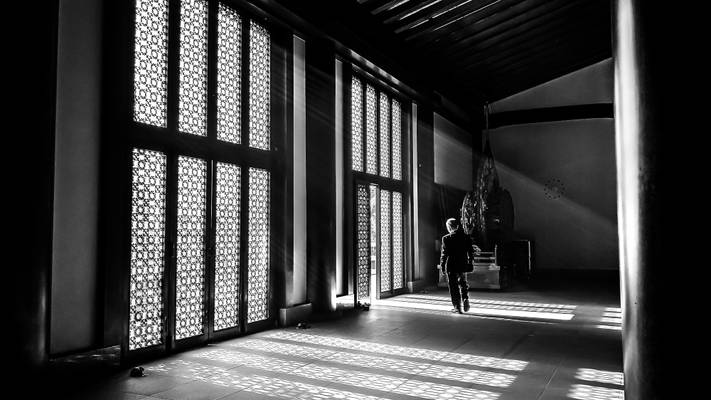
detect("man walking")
(439, 218), (475, 313)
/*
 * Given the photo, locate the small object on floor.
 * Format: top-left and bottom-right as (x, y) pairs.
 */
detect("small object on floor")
(463, 299), (470, 312)
(129, 366), (145, 377)
(296, 321), (311, 329)
(362, 302), (370, 311)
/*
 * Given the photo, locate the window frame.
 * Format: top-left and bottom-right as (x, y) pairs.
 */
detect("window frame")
(103, 0), (290, 362)
(343, 63), (413, 301)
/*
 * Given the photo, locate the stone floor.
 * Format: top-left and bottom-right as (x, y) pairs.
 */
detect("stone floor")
(51, 280), (623, 400)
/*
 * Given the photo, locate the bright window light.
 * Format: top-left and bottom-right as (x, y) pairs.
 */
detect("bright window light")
(228, 338), (516, 388)
(265, 331), (528, 371)
(568, 383), (624, 400)
(575, 368), (624, 386)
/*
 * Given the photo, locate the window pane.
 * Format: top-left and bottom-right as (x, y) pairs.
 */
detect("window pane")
(351, 77), (364, 172)
(217, 3), (242, 144)
(178, 0), (209, 136)
(379, 92), (391, 178)
(356, 184), (370, 301)
(133, 0), (169, 127)
(129, 148), (167, 350)
(248, 168), (270, 323)
(392, 99), (402, 180)
(249, 21), (270, 150)
(380, 190), (391, 292)
(214, 162), (241, 331)
(365, 85), (377, 175)
(393, 192), (403, 289)
(175, 156), (207, 340)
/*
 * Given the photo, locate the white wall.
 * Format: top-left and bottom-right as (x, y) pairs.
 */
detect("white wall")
(433, 113), (472, 191)
(489, 58), (618, 270)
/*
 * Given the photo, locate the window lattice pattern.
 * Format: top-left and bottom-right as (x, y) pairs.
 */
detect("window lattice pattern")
(178, 0), (208, 136)
(247, 168), (270, 323)
(380, 190), (392, 292)
(351, 77), (364, 171)
(393, 192), (403, 289)
(129, 149), (167, 350)
(214, 162), (241, 331)
(392, 99), (402, 180)
(217, 4), (242, 144)
(248, 21), (270, 150)
(175, 156), (207, 340)
(133, 0), (169, 127)
(379, 92), (391, 178)
(365, 85), (377, 175)
(356, 184), (370, 301)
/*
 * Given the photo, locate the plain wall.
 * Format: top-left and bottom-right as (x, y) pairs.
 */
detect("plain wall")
(433, 113), (473, 191)
(489, 58), (618, 270)
(51, 0), (103, 354)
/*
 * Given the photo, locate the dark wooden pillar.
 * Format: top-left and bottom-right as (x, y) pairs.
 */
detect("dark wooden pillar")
(613, 1), (677, 398)
(305, 38), (337, 313)
(10, 0), (59, 373)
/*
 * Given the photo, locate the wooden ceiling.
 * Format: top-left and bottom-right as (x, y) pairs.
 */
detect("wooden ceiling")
(354, 0), (611, 104)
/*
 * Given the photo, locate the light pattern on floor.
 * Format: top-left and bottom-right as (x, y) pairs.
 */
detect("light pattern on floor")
(575, 368), (624, 386)
(265, 331), (528, 371)
(568, 383), (624, 400)
(190, 346), (501, 399)
(227, 338), (516, 387)
(375, 298), (576, 321)
(145, 358), (390, 400)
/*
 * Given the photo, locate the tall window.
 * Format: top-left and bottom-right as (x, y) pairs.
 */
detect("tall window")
(349, 72), (408, 301)
(127, 0), (274, 353)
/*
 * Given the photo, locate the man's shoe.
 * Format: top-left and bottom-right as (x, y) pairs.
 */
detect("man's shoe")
(451, 307), (463, 314)
(463, 299), (470, 312)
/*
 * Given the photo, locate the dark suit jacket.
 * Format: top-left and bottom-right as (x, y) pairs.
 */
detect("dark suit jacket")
(440, 228), (474, 273)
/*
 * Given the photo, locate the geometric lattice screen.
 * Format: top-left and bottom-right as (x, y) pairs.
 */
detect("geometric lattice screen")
(351, 79), (402, 181)
(213, 162), (241, 331)
(129, 0), (274, 349)
(392, 191), (403, 290)
(356, 184), (370, 302)
(178, 0), (208, 136)
(247, 168), (270, 323)
(217, 3), (242, 144)
(133, 0), (169, 127)
(248, 21), (270, 150)
(379, 189), (392, 292)
(365, 84), (377, 175)
(379, 92), (390, 178)
(391, 100), (402, 181)
(129, 148), (167, 350)
(175, 156), (207, 340)
(351, 77), (364, 172)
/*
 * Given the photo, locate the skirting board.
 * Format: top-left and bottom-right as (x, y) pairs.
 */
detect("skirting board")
(279, 303), (313, 327)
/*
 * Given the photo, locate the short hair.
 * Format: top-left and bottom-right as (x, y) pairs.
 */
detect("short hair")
(446, 218), (459, 232)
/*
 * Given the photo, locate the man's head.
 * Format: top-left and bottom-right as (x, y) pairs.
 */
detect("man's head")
(446, 218), (459, 233)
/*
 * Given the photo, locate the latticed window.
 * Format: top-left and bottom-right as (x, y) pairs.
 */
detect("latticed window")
(349, 71), (409, 302)
(127, 0), (274, 352)
(350, 77), (403, 180)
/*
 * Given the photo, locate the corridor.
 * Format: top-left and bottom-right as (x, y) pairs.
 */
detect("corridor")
(63, 282), (622, 400)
